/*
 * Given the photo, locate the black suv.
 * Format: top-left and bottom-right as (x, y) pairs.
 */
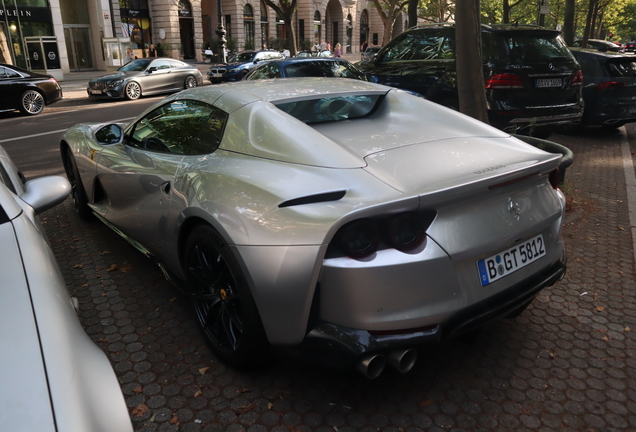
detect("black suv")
(357, 24), (584, 136)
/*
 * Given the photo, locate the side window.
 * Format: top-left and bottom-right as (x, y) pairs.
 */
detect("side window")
(380, 32), (420, 61)
(0, 67), (20, 79)
(152, 60), (171, 70)
(128, 100), (216, 154)
(169, 60), (184, 68)
(248, 63), (280, 79)
(189, 107), (229, 154)
(411, 31), (453, 60)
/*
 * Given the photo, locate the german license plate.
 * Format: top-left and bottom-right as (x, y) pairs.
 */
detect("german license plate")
(477, 234), (546, 286)
(90, 89), (102, 94)
(212, 73), (222, 78)
(536, 78), (562, 88)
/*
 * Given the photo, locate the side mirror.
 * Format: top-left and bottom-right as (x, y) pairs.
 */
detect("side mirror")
(147, 66), (157, 73)
(253, 58), (260, 64)
(20, 176), (71, 215)
(95, 124), (123, 145)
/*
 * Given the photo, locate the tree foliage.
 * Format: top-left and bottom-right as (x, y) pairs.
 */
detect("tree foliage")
(478, 0), (636, 42)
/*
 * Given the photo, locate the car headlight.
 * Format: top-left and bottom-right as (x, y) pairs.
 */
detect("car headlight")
(108, 79), (124, 87)
(228, 68), (239, 73)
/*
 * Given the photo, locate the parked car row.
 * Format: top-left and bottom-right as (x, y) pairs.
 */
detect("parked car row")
(201, 25), (635, 135)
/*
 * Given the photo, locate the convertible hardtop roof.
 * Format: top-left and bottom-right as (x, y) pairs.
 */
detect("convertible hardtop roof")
(178, 77), (390, 108)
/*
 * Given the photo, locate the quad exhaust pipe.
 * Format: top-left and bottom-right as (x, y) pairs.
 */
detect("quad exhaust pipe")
(357, 354), (386, 379)
(357, 348), (418, 378)
(387, 348), (418, 373)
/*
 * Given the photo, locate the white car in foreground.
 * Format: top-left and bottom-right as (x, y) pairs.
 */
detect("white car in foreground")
(0, 146), (133, 432)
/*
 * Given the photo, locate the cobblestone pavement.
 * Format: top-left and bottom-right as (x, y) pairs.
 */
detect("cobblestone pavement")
(41, 127), (636, 432)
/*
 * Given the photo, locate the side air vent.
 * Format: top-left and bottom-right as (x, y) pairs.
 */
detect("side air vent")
(279, 190), (347, 208)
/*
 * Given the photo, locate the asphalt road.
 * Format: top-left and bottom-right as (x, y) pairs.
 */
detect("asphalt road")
(3, 100), (636, 431)
(0, 97), (160, 179)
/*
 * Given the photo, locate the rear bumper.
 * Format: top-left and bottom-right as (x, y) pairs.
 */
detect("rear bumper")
(293, 258), (566, 367)
(490, 110), (583, 131)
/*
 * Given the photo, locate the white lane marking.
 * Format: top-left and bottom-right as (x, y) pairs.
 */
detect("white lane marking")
(0, 117), (135, 143)
(619, 126), (636, 268)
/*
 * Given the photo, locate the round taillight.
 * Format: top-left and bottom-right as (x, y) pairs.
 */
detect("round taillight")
(337, 219), (379, 259)
(386, 213), (426, 252)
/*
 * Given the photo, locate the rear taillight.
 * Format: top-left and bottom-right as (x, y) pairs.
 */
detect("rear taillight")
(549, 168), (560, 190)
(594, 81), (625, 90)
(333, 212), (436, 259)
(385, 213), (426, 252)
(571, 70), (584, 86)
(485, 73), (523, 89)
(336, 219), (380, 259)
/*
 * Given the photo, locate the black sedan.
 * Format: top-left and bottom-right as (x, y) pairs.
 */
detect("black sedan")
(244, 57), (368, 81)
(87, 58), (203, 100)
(0, 63), (63, 115)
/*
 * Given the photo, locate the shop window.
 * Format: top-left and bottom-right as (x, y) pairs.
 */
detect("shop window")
(244, 4), (254, 48)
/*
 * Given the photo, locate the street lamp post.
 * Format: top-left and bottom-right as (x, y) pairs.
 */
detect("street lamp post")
(216, 0), (227, 63)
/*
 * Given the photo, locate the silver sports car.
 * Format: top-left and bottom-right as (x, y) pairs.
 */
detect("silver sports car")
(87, 57), (203, 100)
(0, 146), (133, 431)
(61, 78), (567, 377)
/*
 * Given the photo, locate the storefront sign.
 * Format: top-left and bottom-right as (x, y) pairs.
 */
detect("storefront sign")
(120, 8), (149, 18)
(0, 6), (52, 22)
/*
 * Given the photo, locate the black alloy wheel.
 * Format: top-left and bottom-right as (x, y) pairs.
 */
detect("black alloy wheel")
(184, 224), (269, 366)
(61, 147), (93, 220)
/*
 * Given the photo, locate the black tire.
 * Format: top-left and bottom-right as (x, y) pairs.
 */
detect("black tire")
(61, 146), (93, 220)
(184, 75), (198, 89)
(124, 81), (141, 100)
(19, 90), (45, 115)
(601, 122), (625, 130)
(183, 224), (269, 367)
(527, 126), (554, 139)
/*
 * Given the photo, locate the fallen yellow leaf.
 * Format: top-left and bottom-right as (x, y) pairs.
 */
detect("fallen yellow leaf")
(131, 404), (148, 417)
(198, 367), (210, 375)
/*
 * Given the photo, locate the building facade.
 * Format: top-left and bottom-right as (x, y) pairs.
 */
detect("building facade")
(1, 0), (405, 76)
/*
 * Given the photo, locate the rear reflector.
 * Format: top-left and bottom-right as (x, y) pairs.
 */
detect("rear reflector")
(549, 168), (560, 189)
(594, 81), (625, 90)
(369, 324), (438, 336)
(485, 73), (524, 89)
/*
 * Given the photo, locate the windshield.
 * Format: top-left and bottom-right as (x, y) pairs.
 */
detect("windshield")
(274, 94), (383, 125)
(229, 52), (256, 63)
(118, 59), (152, 72)
(282, 61), (366, 80)
(501, 34), (574, 64)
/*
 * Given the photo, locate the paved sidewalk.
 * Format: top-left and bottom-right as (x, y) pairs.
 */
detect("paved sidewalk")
(37, 124), (636, 431)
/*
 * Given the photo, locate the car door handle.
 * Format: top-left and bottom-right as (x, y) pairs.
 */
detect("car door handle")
(160, 181), (171, 195)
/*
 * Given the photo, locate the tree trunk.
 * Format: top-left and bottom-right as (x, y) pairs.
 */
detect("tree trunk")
(285, 18), (298, 55)
(563, 0), (575, 45)
(408, 0), (418, 29)
(455, 0), (489, 123)
(503, 0), (511, 24)
(582, 0), (598, 47)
